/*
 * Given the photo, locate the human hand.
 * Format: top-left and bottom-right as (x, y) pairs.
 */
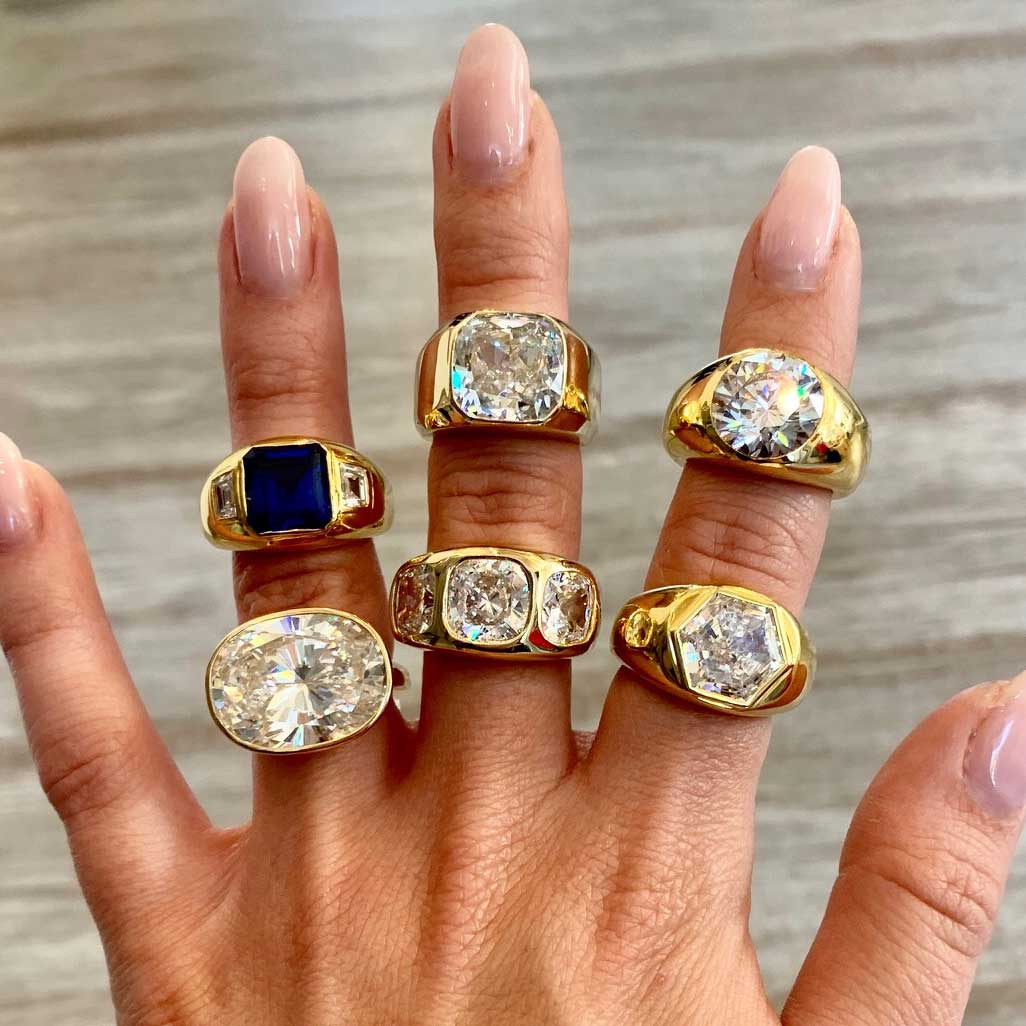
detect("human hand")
(2, 24), (1023, 1026)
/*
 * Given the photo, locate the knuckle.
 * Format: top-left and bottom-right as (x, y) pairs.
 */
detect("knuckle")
(843, 844), (1003, 962)
(653, 472), (819, 599)
(439, 211), (565, 307)
(227, 328), (334, 415)
(430, 440), (578, 545)
(235, 551), (382, 621)
(34, 716), (140, 827)
(725, 297), (844, 375)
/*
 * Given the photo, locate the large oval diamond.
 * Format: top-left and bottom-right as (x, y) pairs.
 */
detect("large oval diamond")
(710, 350), (823, 459)
(207, 611), (390, 753)
(451, 313), (565, 423)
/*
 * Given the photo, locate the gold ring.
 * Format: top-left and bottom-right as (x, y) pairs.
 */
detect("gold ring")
(391, 546), (600, 657)
(206, 607), (400, 753)
(415, 311), (599, 441)
(663, 348), (869, 496)
(611, 585), (814, 715)
(201, 437), (391, 550)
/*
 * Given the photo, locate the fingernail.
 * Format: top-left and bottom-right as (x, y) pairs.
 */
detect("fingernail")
(756, 145), (841, 293)
(232, 136), (312, 298)
(0, 434), (34, 546)
(450, 24), (531, 183)
(965, 673), (1026, 818)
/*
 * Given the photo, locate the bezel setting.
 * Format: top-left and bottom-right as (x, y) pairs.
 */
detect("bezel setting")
(201, 437), (391, 550)
(390, 547), (600, 658)
(663, 347), (869, 497)
(416, 310), (600, 442)
(612, 584), (814, 716)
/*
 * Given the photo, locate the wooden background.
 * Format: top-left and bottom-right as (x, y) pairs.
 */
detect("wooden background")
(0, 0), (1024, 1021)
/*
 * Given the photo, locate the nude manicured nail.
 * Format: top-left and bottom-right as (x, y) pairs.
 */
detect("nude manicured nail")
(232, 136), (311, 298)
(966, 675), (1026, 818)
(450, 24), (531, 182)
(756, 145), (841, 293)
(0, 433), (34, 546)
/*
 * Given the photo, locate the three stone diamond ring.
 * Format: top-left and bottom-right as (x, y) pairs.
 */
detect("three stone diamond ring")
(2, 23), (1022, 1026)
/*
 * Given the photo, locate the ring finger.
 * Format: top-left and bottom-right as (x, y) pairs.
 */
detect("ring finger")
(415, 25), (580, 785)
(218, 137), (396, 818)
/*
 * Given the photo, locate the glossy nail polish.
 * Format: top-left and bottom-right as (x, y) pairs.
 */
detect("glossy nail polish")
(450, 24), (531, 183)
(965, 677), (1026, 818)
(0, 433), (34, 546)
(232, 136), (312, 298)
(756, 145), (841, 293)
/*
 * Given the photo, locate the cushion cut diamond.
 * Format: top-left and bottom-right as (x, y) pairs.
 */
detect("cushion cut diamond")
(444, 557), (532, 645)
(711, 350), (823, 459)
(675, 593), (784, 703)
(208, 611), (389, 752)
(539, 570), (595, 647)
(394, 563), (436, 636)
(451, 312), (565, 423)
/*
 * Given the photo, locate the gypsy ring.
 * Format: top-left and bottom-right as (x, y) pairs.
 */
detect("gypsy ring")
(201, 436), (391, 550)
(206, 607), (400, 753)
(663, 348), (869, 496)
(611, 585), (814, 715)
(415, 311), (600, 441)
(391, 546), (600, 657)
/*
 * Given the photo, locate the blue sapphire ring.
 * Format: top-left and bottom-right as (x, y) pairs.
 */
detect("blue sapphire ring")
(201, 437), (391, 550)
(415, 311), (599, 441)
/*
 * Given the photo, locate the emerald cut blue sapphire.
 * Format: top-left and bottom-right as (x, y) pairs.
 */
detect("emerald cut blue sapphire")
(242, 443), (333, 535)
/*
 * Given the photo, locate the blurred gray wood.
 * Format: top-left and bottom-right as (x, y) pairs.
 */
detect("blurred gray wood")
(0, 0), (1024, 1022)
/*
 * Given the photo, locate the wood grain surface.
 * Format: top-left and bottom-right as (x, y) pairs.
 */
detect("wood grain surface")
(1, 0), (1024, 1022)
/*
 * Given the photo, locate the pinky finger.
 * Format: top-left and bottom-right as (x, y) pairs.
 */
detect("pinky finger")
(0, 436), (210, 924)
(783, 673), (1026, 1026)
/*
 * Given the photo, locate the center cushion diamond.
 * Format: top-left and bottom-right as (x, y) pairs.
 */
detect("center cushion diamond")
(208, 611), (389, 752)
(444, 557), (532, 645)
(711, 350), (824, 459)
(675, 592), (785, 703)
(451, 313), (566, 423)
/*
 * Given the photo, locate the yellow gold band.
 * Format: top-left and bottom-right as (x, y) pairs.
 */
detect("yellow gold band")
(415, 311), (599, 441)
(391, 546), (600, 658)
(201, 436), (391, 551)
(663, 348), (869, 496)
(611, 584), (814, 716)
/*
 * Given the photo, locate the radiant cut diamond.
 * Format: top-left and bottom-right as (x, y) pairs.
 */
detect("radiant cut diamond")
(340, 465), (370, 510)
(208, 611), (389, 752)
(212, 472), (237, 520)
(451, 312), (565, 423)
(539, 570), (595, 646)
(444, 557), (531, 645)
(675, 593), (784, 703)
(711, 350), (823, 459)
(394, 563), (436, 636)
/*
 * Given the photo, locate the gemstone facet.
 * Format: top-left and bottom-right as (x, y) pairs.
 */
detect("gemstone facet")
(212, 471), (237, 521)
(242, 443), (333, 535)
(208, 611), (390, 752)
(394, 563), (436, 636)
(675, 593), (784, 703)
(710, 351), (824, 459)
(444, 557), (532, 645)
(539, 570), (595, 646)
(339, 465), (370, 510)
(451, 312), (565, 424)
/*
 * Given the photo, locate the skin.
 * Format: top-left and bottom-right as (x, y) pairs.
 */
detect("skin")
(2, 45), (1023, 1026)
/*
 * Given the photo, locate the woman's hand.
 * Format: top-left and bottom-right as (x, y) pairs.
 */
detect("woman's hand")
(2, 24), (1023, 1026)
